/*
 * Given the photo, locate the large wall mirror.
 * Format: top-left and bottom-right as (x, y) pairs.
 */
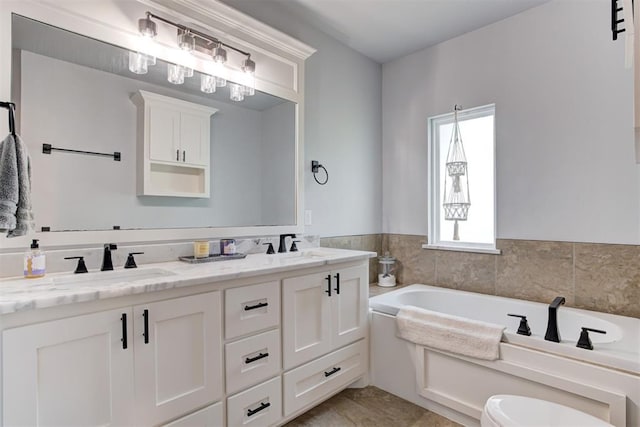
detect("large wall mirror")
(11, 14), (297, 233)
(0, 0), (313, 250)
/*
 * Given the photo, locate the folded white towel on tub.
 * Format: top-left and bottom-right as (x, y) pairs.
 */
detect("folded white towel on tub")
(396, 305), (505, 361)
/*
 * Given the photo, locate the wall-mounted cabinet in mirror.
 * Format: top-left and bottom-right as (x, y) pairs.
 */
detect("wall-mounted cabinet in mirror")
(11, 14), (298, 232)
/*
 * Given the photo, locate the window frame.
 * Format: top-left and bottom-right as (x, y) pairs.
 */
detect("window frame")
(425, 103), (499, 254)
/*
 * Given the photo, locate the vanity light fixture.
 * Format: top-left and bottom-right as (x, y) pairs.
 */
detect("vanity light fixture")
(167, 63), (185, 84)
(212, 43), (227, 64)
(177, 30), (195, 52)
(138, 15), (157, 39)
(229, 83), (244, 102)
(129, 51), (149, 74)
(131, 11), (256, 100)
(200, 74), (216, 93)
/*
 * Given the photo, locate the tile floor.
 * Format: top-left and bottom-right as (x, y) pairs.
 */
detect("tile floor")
(284, 386), (461, 427)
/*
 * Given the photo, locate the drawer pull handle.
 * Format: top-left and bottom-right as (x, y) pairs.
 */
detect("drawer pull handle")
(324, 366), (341, 377)
(143, 309), (149, 344)
(121, 313), (128, 349)
(244, 302), (268, 311)
(245, 352), (269, 364)
(334, 272), (340, 294)
(176, 149), (180, 161)
(325, 274), (332, 297)
(247, 402), (270, 417)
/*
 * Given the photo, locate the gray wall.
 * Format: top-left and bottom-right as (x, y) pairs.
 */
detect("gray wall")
(222, 0), (383, 238)
(19, 50), (296, 230)
(261, 102), (296, 226)
(382, 0), (637, 244)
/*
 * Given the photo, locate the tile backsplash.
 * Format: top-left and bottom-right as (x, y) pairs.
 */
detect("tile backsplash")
(321, 233), (639, 319)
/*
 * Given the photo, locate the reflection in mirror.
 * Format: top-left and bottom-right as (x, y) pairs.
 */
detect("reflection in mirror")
(11, 14), (296, 231)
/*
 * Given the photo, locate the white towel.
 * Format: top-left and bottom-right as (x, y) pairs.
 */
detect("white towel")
(0, 134), (34, 237)
(396, 305), (505, 361)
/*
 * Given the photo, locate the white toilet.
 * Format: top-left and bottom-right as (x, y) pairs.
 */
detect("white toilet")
(481, 395), (614, 427)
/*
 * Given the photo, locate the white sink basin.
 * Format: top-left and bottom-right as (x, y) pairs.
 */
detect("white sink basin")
(53, 268), (175, 286)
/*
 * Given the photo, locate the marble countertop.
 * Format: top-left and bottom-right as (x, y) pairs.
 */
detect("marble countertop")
(0, 248), (376, 315)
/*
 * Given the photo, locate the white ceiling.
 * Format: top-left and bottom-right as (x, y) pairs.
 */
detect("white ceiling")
(273, 0), (552, 63)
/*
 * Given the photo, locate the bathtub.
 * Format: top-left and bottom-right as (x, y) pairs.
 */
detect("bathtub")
(369, 284), (640, 427)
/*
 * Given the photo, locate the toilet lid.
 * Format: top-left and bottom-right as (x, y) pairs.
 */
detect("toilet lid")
(484, 395), (613, 427)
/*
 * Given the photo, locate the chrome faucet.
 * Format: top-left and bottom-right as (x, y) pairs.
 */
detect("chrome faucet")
(544, 296), (565, 342)
(101, 243), (118, 271)
(278, 234), (296, 253)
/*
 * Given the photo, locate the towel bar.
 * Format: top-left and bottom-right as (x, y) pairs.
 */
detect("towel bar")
(0, 101), (16, 137)
(42, 143), (121, 161)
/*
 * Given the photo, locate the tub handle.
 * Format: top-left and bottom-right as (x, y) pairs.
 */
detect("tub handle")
(507, 314), (531, 336)
(576, 327), (606, 350)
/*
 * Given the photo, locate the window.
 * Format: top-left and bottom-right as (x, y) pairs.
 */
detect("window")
(426, 104), (498, 253)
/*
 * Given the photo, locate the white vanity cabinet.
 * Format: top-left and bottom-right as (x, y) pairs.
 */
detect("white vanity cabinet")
(2, 308), (136, 426)
(1, 252), (373, 427)
(282, 264), (368, 370)
(2, 291), (223, 427)
(132, 90), (218, 198)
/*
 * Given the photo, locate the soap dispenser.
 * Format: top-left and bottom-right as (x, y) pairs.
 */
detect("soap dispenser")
(24, 239), (46, 278)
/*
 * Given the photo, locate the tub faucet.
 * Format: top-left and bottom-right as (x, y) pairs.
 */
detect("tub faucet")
(101, 243), (118, 271)
(544, 296), (565, 342)
(278, 234), (296, 253)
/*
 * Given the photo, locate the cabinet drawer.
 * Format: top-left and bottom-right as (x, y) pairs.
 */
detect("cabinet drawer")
(225, 281), (280, 339)
(227, 376), (282, 427)
(163, 401), (222, 427)
(283, 340), (366, 416)
(225, 329), (281, 395)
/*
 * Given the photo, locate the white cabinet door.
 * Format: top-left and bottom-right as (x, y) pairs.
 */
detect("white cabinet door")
(134, 292), (222, 426)
(283, 272), (332, 370)
(283, 263), (369, 369)
(149, 103), (180, 163)
(180, 111), (209, 166)
(2, 308), (135, 426)
(331, 264), (368, 349)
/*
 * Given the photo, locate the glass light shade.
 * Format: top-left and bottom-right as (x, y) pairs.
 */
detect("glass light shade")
(200, 74), (216, 93)
(241, 73), (255, 96)
(229, 83), (244, 102)
(178, 31), (195, 52)
(128, 51), (148, 74)
(167, 63), (185, 84)
(215, 76), (227, 87)
(138, 17), (157, 38)
(241, 85), (255, 96)
(241, 57), (256, 74)
(212, 45), (227, 64)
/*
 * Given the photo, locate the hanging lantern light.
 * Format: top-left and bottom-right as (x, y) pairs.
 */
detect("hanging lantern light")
(443, 105), (471, 240)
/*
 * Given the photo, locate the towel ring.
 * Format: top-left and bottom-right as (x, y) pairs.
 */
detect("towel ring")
(311, 160), (329, 185)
